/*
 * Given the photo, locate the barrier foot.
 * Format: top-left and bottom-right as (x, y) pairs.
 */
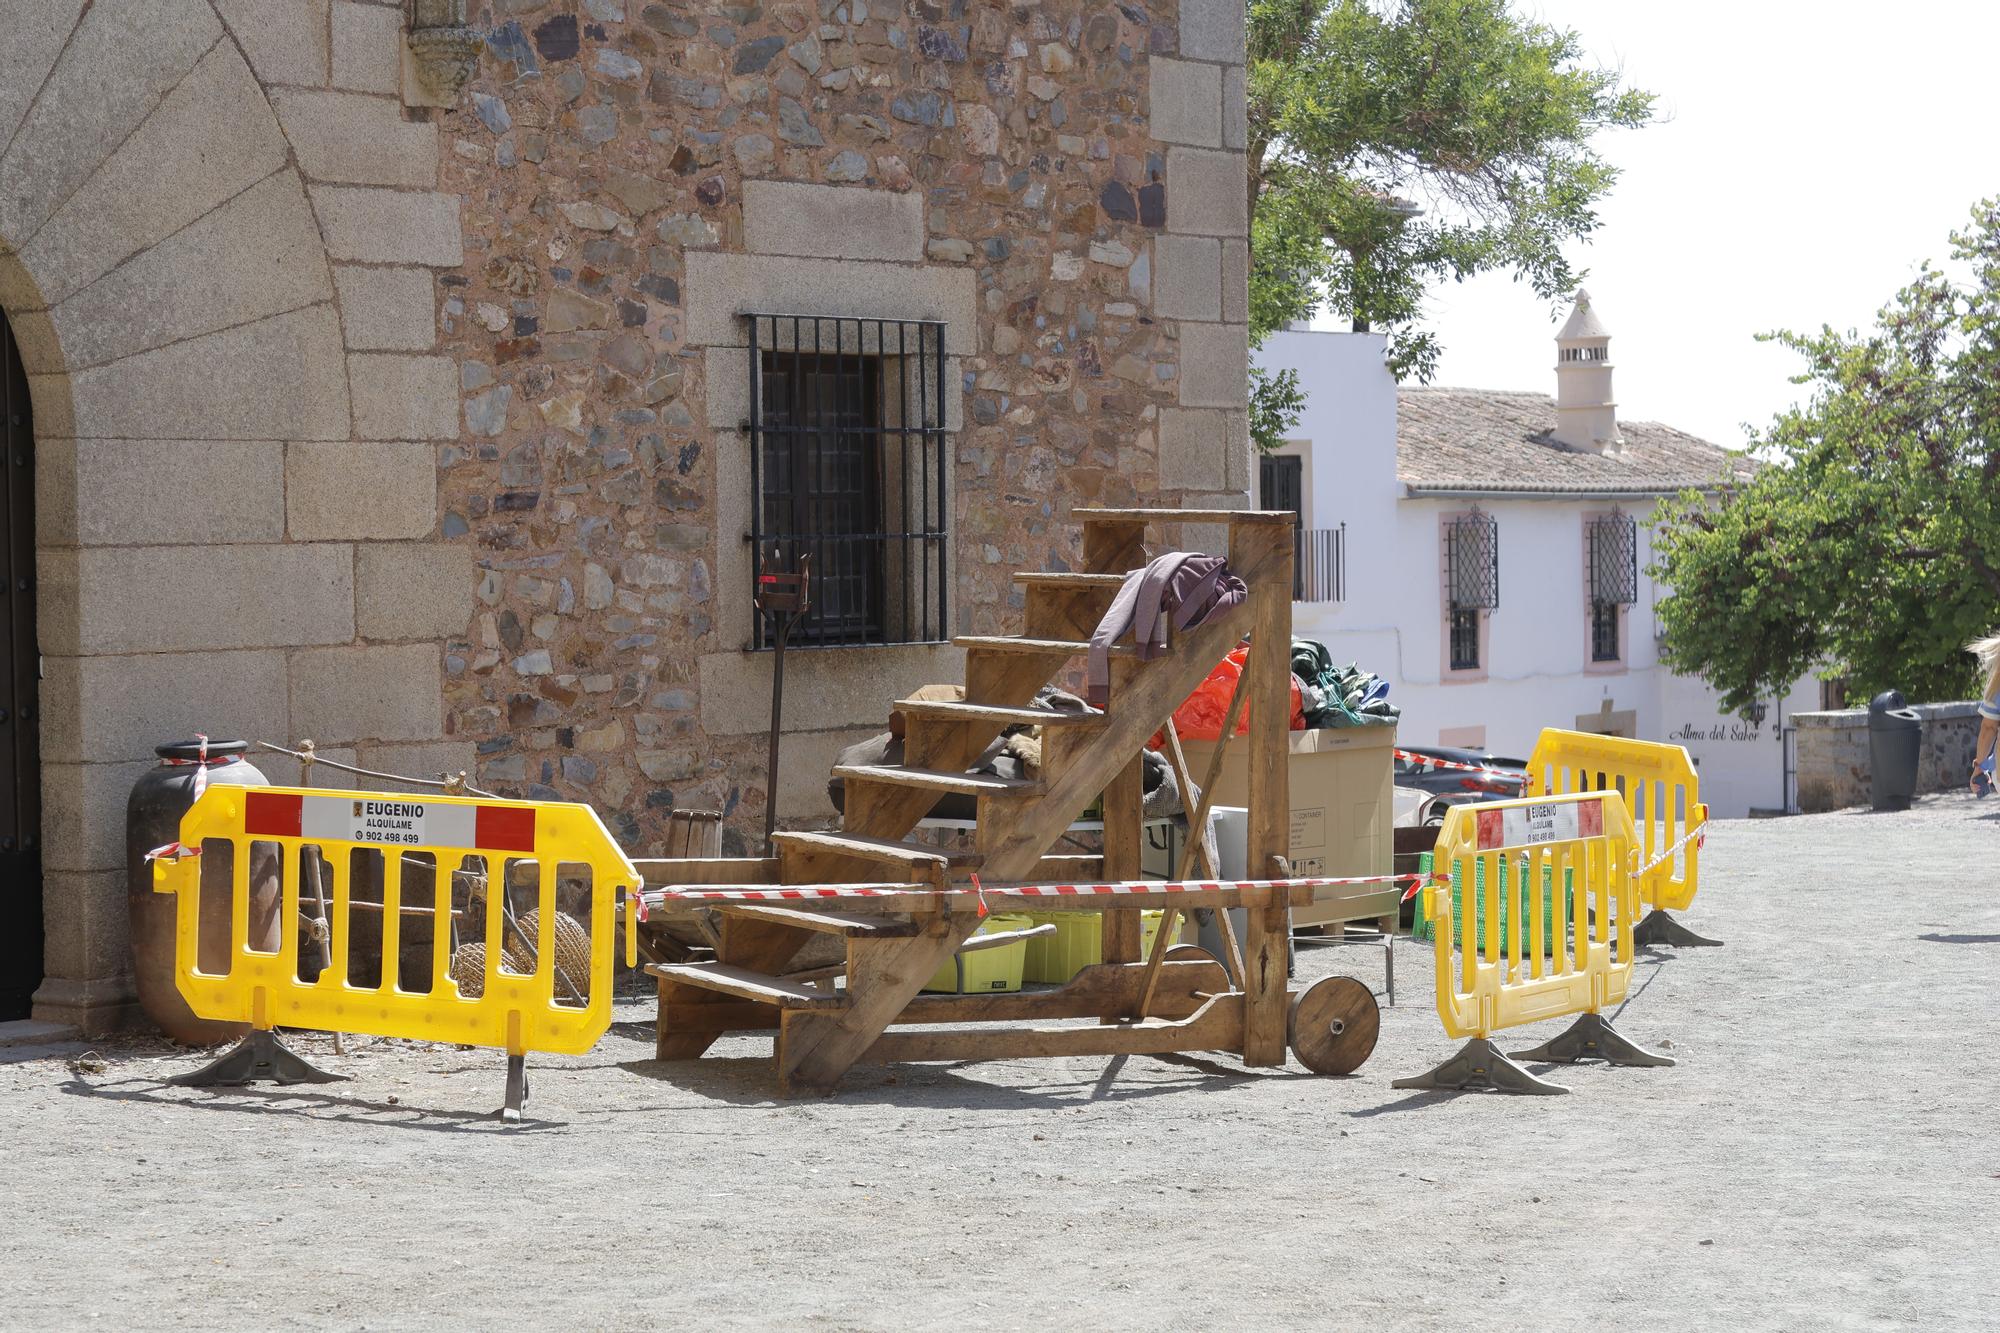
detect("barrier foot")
(1512, 1011), (1675, 1067)
(168, 1029), (344, 1088)
(1633, 909), (1722, 948)
(500, 1055), (529, 1123)
(1390, 1038), (1569, 1095)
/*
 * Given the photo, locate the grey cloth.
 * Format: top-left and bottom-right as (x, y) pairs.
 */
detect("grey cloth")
(1086, 552), (1247, 708)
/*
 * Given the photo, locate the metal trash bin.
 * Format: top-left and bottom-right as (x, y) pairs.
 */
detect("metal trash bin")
(1866, 690), (1923, 812)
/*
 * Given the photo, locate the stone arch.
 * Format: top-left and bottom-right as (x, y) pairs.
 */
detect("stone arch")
(0, 0), (385, 1032)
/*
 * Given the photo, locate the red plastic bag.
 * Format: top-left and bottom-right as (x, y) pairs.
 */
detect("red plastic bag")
(1156, 646), (1304, 743)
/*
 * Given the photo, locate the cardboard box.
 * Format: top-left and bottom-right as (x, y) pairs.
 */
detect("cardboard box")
(1178, 724), (1396, 929)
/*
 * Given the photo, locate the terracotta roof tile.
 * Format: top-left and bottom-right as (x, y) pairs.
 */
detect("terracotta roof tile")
(1396, 388), (1756, 494)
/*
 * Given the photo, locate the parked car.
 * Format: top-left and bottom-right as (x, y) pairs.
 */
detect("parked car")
(1394, 746), (1528, 824)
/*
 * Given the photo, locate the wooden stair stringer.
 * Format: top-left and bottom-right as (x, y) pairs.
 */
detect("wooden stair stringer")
(974, 556), (1274, 882)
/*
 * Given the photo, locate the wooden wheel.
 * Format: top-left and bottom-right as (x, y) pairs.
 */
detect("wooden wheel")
(1164, 944), (1217, 966)
(1288, 975), (1379, 1075)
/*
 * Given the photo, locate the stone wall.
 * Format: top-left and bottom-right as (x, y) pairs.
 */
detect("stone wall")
(3, 0), (466, 1032)
(2, 0), (1252, 1031)
(1792, 702), (1982, 812)
(435, 0), (1252, 850)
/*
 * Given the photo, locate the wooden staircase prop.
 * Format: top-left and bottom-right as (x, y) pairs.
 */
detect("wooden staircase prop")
(643, 508), (1381, 1094)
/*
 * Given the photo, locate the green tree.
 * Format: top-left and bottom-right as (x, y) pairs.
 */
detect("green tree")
(1246, 0), (1655, 450)
(1651, 200), (2000, 712)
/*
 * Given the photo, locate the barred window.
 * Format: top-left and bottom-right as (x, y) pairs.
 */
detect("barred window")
(1587, 512), (1638, 606)
(746, 314), (949, 648)
(1445, 511), (1500, 610)
(1449, 606), (1481, 671)
(1590, 601), (1621, 663)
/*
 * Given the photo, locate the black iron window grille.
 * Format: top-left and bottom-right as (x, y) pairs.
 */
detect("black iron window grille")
(1590, 601), (1621, 663)
(1587, 512), (1638, 607)
(1449, 606), (1481, 671)
(745, 314), (949, 649)
(1445, 511), (1500, 611)
(1295, 524), (1345, 604)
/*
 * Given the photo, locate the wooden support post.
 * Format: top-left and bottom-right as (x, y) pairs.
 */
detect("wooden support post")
(1100, 755), (1144, 965)
(1233, 518), (1294, 1067)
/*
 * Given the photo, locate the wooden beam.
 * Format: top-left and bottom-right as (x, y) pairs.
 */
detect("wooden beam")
(1234, 517), (1295, 1068)
(857, 995), (1245, 1066)
(710, 903), (921, 937)
(657, 958), (1231, 1035)
(646, 961), (851, 1008)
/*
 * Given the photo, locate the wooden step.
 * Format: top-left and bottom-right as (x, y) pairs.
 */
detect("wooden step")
(893, 698), (1106, 728)
(713, 903), (920, 937)
(832, 764), (1043, 796)
(646, 961), (851, 1008)
(772, 829), (954, 872)
(953, 635), (1132, 657)
(1075, 507), (1292, 526)
(1013, 571), (1128, 588)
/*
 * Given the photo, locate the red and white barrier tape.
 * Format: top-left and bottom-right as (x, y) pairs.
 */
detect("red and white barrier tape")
(145, 736), (227, 864)
(634, 871), (1425, 911)
(1393, 749), (1519, 781)
(1635, 819), (1708, 878)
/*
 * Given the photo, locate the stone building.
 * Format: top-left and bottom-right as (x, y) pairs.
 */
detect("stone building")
(0, 0), (1252, 1032)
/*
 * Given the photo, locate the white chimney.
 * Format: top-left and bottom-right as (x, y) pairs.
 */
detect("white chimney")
(1552, 288), (1620, 454)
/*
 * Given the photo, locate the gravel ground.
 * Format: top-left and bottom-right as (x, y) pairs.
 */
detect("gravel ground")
(4, 792), (1997, 1331)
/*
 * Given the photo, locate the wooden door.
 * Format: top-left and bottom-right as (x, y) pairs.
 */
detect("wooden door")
(0, 310), (40, 1019)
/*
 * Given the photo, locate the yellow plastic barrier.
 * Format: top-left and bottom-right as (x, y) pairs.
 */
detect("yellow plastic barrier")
(1392, 791), (1673, 1094)
(1523, 728), (1715, 946)
(152, 785), (640, 1117)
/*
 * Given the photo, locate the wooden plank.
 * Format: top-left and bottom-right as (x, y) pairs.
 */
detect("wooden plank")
(893, 699), (1106, 727)
(953, 635), (1133, 656)
(833, 764), (1043, 796)
(1233, 518), (1296, 1067)
(1076, 507), (1294, 526)
(647, 961), (852, 1007)
(776, 915), (982, 1095)
(632, 857), (779, 886)
(1013, 571), (1128, 587)
(655, 916), (813, 1059)
(658, 958), (1231, 1034)
(1082, 516), (1148, 574)
(711, 903), (921, 937)
(858, 995), (1245, 1066)
(1024, 584), (1119, 641)
(772, 830), (954, 870)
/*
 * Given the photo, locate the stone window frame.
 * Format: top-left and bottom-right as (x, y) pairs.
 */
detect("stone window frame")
(691, 250), (974, 742)
(742, 311), (952, 651)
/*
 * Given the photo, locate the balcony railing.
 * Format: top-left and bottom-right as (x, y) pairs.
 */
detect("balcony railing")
(1293, 524), (1345, 604)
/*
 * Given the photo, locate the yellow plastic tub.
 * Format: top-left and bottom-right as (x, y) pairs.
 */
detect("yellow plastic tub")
(1022, 910), (1181, 985)
(923, 913), (1034, 994)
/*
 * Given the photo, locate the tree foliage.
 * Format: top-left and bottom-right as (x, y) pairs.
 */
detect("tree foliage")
(1651, 200), (2000, 712)
(1246, 0), (1654, 449)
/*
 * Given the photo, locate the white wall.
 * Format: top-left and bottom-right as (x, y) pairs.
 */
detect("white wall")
(1256, 327), (1813, 817)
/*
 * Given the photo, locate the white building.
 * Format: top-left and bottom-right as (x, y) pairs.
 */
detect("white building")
(1256, 293), (1818, 818)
